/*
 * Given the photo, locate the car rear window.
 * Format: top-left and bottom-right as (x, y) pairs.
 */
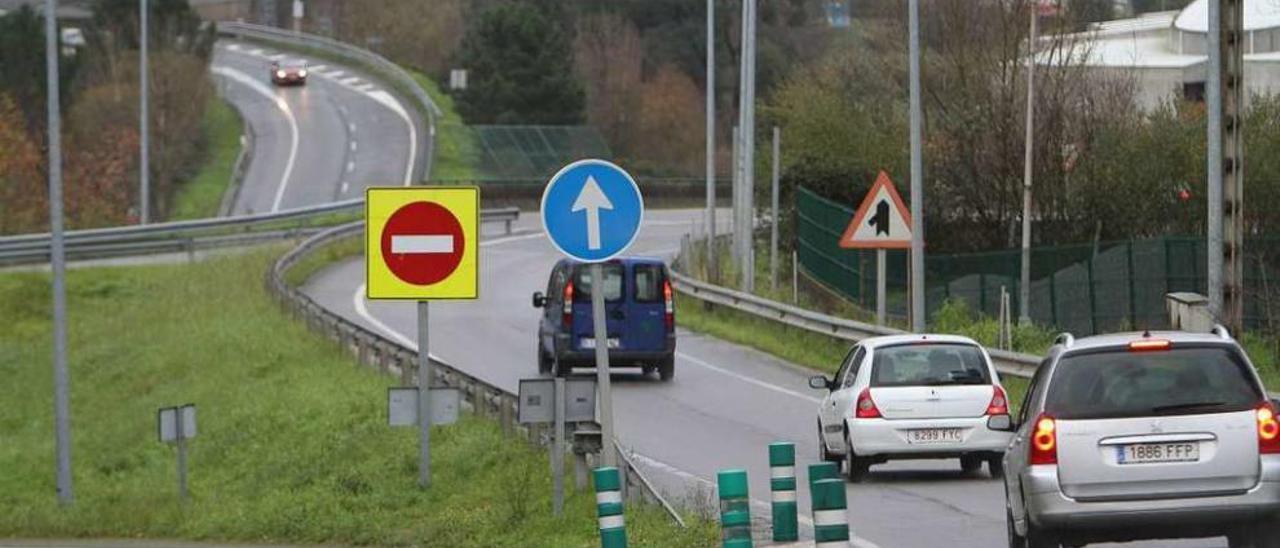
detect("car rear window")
(1045, 345), (1262, 420)
(573, 263), (624, 303)
(633, 264), (664, 303)
(870, 343), (992, 387)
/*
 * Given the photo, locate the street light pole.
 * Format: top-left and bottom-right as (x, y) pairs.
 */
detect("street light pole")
(1018, 3), (1037, 325)
(908, 0), (925, 332)
(706, 0), (717, 282)
(139, 0), (149, 225)
(44, 0), (74, 506)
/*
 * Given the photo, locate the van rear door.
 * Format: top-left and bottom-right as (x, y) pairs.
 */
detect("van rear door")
(623, 262), (669, 353)
(570, 262), (626, 351)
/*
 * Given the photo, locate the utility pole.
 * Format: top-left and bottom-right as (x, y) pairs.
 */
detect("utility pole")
(737, 0), (757, 293)
(139, 0), (149, 225)
(770, 126), (780, 292)
(706, 0), (717, 282)
(44, 0), (74, 506)
(1018, 3), (1037, 325)
(1207, 0), (1223, 321)
(908, 0), (925, 332)
(1222, 0), (1245, 331)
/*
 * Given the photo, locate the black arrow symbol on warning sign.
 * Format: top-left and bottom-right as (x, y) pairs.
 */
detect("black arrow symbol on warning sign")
(867, 200), (890, 236)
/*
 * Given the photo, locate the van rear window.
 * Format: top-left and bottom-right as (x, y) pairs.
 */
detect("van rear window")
(573, 264), (623, 303)
(633, 264), (664, 303)
(1045, 346), (1262, 420)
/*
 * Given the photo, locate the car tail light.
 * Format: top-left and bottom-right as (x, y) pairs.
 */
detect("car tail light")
(1258, 403), (1280, 454)
(854, 388), (881, 419)
(1128, 339), (1171, 352)
(562, 281), (574, 328)
(663, 279), (674, 331)
(986, 386), (1008, 415)
(1029, 414), (1057, 465)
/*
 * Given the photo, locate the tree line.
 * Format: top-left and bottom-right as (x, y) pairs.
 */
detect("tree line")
(0, 0), (215, 234)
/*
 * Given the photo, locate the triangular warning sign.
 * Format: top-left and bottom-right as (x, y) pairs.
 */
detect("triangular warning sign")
(838, 171), (913, 249)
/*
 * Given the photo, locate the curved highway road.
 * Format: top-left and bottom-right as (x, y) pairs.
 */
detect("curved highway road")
(210, 41), (425, 215)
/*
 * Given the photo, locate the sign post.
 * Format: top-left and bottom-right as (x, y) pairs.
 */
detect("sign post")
(541, 159), (644, 469)
(157, 404), (196, 502)
(838, 171), (913, 326)
(367, 186), (479, 487)
(519, 377), (598, 515)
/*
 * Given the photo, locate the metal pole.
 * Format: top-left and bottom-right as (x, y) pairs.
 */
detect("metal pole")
(139, 0), (150, 225)
(45, 0), (74, 507)
(793, 250), (798, 303)
(417, 301), (432, 487)
(1018, 4), (1036, 325)
(741, 0), (758, 294)
(908, 0), (926, 332)
(1207, 0), (1223, 318)
(731, 125), (741, 267)
(706, 0), (718, 284)
(552, 377), (565, 515)
(590, 263), (616, 468)
(1223, 0), (1245, 330)
(176, 411), (188, 502)
(877, 248), (887, 326)
(771, 126), (780, 292)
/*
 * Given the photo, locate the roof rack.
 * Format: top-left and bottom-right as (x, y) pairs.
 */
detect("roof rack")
(1054, 333), (1075, 348)
(1211, 324), (1233, 340)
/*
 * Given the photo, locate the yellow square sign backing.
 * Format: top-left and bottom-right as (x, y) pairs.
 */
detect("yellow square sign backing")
(366, 187), (479, 300)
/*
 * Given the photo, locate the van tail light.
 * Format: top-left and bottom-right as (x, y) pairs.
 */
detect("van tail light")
(663, 279), (675, 331)
(562, 281), (574, 328)
(986, 385), (1009, 415)
(1029, 414), (1057, 465)
(1258, 403), (1280, 454)
(854, 388), (882, 419)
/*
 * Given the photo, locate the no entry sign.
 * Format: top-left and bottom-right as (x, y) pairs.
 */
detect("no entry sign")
(366, 187), (479, 300)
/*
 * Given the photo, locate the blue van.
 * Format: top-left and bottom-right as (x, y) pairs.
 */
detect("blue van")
(532, 257), (676, 381)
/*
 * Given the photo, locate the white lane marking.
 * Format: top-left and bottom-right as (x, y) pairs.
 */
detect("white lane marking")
(341, 77), (362, 85)
(391, 235), (454, 254)
(357, 84), (377, 92)
(226, 43), (242, 51)
(209, 65), (299, 213)
(340, 182), (350, 194)
(350, 141), (358, 152)
(676, 351), (822, 404)
(328, 70), (346, 79)
(353, 284), (418, 349)
(309, 64), (328, 71)
(346, 161), (355, 173)
(267, 53), (286, 60)
(365, 90), (417, 187)
(349, 123), (357, 133)
(248, 48), (264, 55)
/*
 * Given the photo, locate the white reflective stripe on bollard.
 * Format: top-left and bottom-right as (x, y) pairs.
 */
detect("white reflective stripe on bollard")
(598, 514), (626, 530)
(814, 509), (849, 526)
(771, 490), (797, 502)
(770, 465), (795, 478)
(596, 490), (623, 505)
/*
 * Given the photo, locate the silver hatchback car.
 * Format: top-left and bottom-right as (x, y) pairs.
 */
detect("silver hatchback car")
(1000, 327), (1280, 547)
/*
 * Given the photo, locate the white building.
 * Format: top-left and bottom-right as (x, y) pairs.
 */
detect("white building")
(1061, 0), (1280, 109)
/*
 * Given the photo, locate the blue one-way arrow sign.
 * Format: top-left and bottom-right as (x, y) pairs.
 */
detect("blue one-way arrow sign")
(541, 159), (644, 262)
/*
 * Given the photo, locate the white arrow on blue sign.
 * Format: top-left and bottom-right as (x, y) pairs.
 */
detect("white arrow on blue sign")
(541, 159), (644, 263)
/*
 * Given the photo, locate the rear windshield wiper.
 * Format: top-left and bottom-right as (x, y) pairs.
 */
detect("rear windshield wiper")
(1151, 401), (1227, 414)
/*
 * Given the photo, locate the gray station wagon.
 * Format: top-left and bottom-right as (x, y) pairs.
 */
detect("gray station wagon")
(999, 327), (1280, 548)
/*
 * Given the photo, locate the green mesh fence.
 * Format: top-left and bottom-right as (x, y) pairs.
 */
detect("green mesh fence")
(796, 186), (1279, 335)
(434, 124), (613, 184)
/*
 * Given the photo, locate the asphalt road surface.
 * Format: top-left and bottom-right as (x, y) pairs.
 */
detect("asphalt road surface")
(210, 41), (425, 215)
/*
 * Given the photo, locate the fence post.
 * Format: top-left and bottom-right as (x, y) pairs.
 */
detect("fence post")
(769, 442), (798, 542)
(593, 467), (628, 548)
(717, 469), (752, 548)
(811, 478), (851, 547)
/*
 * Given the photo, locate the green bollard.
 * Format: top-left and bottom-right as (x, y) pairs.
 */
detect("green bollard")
(717, 469), (753, 548)
(769, 442), (798, 542)
(593, 467), (628, 548)
(808, 461), (840, 486)
(811, 478), (851, 547)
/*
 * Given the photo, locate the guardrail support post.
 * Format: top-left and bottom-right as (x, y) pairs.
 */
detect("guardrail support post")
(769, 442), (798, 542)
(811, 478), (850, 547)
(594, 467), (628, 548)
(717, 469), (752, 548)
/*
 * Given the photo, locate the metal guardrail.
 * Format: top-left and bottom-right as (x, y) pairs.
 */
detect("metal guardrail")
(268, 222), (685, 525)
(0, 205), (520, 266)
(213, 21), (440, 182)
(669, 266), (1044, 379)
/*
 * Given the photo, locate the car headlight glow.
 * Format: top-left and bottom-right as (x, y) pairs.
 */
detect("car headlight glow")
(276, 70), (286, 78)
(298, 69), (307, 77)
